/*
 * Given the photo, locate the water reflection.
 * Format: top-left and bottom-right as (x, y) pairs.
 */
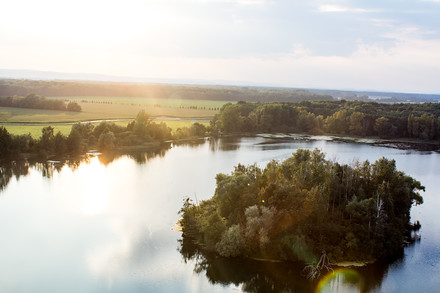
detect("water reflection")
(0, 137), (438, 292)
(209, 136), (241, 152)
(173, 139), (206, 149)
(0, 160), (30, 191)
(97, 146), (170, 165)
(0, 147), (171, 191)
(178, 236), (391, 293)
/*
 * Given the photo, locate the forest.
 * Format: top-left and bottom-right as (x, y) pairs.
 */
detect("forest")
(0, 94), (81, 112)
(2, 100), (440, 158)
(211, 100), (440, 140)
(179, 149), (424, 264)
(0, 79), (333, 102)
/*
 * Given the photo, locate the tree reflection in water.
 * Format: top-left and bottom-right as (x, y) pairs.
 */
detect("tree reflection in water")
(0, 160), (31, 191)
(178, 236), (391, 293)
(209, 136), (241, 152)
(0, 146), (172, 191)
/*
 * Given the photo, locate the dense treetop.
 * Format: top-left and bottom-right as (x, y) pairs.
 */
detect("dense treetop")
(0, 94), (81, 112)
(179, 149), (424, 263)
(211, 100), (440, 140)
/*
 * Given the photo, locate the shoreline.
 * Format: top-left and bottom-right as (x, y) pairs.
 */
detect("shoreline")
(250, 133), (440, 153)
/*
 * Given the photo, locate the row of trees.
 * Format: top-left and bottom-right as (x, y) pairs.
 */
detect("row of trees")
(0, 94), (81, 112)
(0, 110), (208, 158)
(0, 79), (333, 102)
(211, 101), (440, 140)
(3, 100), (440, 158)
(179, 149), (424, 263)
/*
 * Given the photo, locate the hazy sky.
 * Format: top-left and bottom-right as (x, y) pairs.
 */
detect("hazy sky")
(1, 0), (440, 93)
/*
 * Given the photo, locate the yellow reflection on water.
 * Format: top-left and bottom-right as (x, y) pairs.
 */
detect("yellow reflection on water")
(315, 268), (362, 293)
(79, 156), (109, 215)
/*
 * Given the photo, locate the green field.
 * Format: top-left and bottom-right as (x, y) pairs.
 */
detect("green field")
(0, 124), (73, 138)
(0, 97), (224, 123)
(0, 96), (218, 137)
(0, 104), (216, 123)
(1, 119), (209, 138)
(51, 96), (228, 109)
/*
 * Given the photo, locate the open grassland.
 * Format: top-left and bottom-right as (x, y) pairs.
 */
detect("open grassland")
(158, 119), (209, 131)
(0, 124), (73, 138)
(0, 97), (223, 123)
(0, 96), (216, 137)
(0, 104), (216, 123)
(50, 96), (224, 120)
(1, 119), (208, 138)
(51, 96), (228, 109)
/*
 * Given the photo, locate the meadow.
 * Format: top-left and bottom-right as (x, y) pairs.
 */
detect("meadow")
(0, 96), (219, 137)
(51, 96), (227, 110)
(1, 119), (209, 138)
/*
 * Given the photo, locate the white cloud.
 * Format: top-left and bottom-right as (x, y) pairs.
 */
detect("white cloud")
(196, 0), (267, 5)
(2, 35), (439, 93)
(122, 36), (440, 93)
(318, 4), (371, 13)
(1, 0), (439, 93)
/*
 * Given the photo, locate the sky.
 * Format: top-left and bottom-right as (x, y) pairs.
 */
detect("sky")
(1, 0), (440, 93)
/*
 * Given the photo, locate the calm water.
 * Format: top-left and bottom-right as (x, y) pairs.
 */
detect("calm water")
(0, 136), (439, 292)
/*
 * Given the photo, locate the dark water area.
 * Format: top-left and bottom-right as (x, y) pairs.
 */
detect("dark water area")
(0, 136), (439, 292)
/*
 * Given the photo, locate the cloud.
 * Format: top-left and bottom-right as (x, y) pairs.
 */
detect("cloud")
(2, 0), (439, 93)
(197, 0), (267, 5)
(3, 33), (439, 93)
(317, 4), (372, 13)
(124, 35), (440, 93)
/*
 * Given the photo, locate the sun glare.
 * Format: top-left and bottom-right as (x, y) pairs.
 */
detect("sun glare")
(79, 156), (109, 216)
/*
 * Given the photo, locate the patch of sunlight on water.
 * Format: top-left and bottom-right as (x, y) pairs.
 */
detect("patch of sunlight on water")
(77, 156), (109, 215)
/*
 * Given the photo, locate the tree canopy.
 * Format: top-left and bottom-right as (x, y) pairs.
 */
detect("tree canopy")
(211, 100), (440, 141)
(0, 94), (81, 112)
(179, 149), (424, 263)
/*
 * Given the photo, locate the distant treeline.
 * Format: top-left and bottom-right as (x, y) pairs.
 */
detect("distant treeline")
(211, 101), (440, 140)
(0, 94), (81, 112)
(179, 149), (424, 262)
(0, 79), (333, 102)
(308, 89), (440, 103)
(0, 110), (207, 158)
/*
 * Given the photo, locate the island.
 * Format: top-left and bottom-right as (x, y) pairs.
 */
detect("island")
(179, 149), (424, 268)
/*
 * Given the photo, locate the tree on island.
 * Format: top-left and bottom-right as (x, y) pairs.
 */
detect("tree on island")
(179, 149), (424, 264)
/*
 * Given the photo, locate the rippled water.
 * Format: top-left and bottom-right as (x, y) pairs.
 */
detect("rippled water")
(0, 136), (439, 292)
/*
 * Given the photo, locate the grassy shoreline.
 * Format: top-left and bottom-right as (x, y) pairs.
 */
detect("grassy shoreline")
(1, 119), (210, 138)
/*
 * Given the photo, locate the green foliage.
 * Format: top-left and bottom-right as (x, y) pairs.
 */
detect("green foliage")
(374, 117), (392, 138)
(0, 94), (80, 112)
(133, 110), (151, 137)
(349, 111), (365, 135)
(179, 149), (424, 262)
(214, 100), (440, 140)
(54, 132), (67, 154)
(38, 126), (55, 154)
(216, 224), (243, 257)
(408, 113), (436, 139)
(0, 110), (210, 158)
(98, 131), (116, 151)
(325, 110), (348, 134)
(66, 101), (81, 112)
(0, 126), (12, 155)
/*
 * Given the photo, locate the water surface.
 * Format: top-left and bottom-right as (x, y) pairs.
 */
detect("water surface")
(0, 136), (439, 292)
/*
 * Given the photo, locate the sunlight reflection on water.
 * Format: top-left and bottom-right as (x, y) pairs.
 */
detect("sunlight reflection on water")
(0, 137), (439, 292)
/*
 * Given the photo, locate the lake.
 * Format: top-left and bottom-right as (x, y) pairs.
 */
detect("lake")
(0, 136), (439, 292)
